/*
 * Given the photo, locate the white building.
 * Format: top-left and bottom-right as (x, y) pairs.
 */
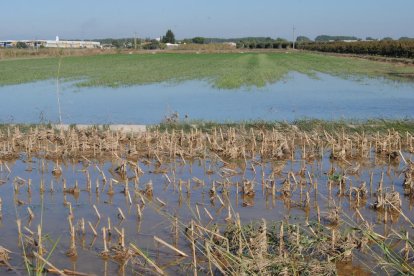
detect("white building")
(44, 40), (101, 48)
(223, 42), (237, 48)
(165, 43), (179, 49)
(0, 39), (101, 49)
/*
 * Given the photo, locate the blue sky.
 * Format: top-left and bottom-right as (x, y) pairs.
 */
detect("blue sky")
(2, 0), (413, 40)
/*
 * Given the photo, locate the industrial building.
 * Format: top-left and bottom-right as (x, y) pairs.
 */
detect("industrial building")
(0, 37), (101, 49)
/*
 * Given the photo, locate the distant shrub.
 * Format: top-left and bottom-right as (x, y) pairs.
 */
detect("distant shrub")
(16, 42), (28, 49)
(192, 37), (205, 44)
(143, 40), (161, 50)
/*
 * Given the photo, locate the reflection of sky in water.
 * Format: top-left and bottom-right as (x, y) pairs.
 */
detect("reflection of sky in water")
(0, 72), (413, 124)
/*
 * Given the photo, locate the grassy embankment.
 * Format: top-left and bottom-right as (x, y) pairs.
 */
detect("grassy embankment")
(1, 52), (414, 89)
(2, 119), (414, 135)
(155, 119), (414, 134)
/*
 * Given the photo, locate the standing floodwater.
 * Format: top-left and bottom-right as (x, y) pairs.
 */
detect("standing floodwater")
(0, 73), (413, 124)
(0, 126), (412, 275)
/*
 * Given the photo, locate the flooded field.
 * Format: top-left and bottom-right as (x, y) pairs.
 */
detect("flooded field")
(1, 57), (414, 274)
(0, 73), (413, 124)
(0, 125), (413, 275)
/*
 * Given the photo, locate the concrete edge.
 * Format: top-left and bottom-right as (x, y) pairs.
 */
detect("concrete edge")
(52, 124), (147, 133)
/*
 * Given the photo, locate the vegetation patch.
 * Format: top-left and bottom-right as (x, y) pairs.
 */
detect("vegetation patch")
(1, 52), (414, 88)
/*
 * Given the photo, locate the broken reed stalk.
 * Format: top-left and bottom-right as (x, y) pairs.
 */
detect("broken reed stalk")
(102, 227), (109, 255)
(50, 179), (54, 193)
(225, 206), (232, 222)
(93, 204), (101, 220)
(68, 202), (73, 219)
(114, 227), (125, 248)
(156, 197), (166, 207)
(33, 252), (65, 276)
(16, 219), (22, 239)
(95, 178), (100, 194)
(195, 204), (201, 221)
(108, 179), (114, 195)
(138, 193), (145, 207)
(117, 207), (126, 221)
(40, 179), (45, 194)
(154, 236), (188, 257)
(27, 207), (34, 220)
(81, 218), (85, 235)
(37, 224), (43, 256)
(127, 190), (133, 205)
(107, 217), (112, 236)
(204, 207), (213, 221)
(121, 227), (125, 248)
(307, 171), (315, 190)
(67, 225), (77, 257)
(405, 231), (410, 261)
(136, 204), (142, 220)
(88, 221), (97, 237)
(124, 179), (129, 195)
(217, 194), (225, 206)
(190, 220), (197, 276)
(130, 243), (165, 275)
(28, 179), (31, 193)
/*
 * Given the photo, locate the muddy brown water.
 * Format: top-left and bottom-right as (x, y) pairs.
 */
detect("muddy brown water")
(0, 148), (413, 275)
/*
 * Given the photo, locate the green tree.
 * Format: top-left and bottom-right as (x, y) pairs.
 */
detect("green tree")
(16, 41), (28, 49)
(192, 37), (205, 44)
(111, 40), (122, 48)
(162, 29), (176, 44)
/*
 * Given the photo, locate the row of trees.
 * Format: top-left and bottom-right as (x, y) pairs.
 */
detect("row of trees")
(296, 36), (414, 43)
(314, 35), (359, 42)
(236, 39), (292, 49)
(297, 40), (414, 58)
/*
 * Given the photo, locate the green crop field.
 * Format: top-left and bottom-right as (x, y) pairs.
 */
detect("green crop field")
(1, 52), (413, 88)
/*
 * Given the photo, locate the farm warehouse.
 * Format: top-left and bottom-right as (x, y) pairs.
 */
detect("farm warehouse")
(0, 39), (100, 48)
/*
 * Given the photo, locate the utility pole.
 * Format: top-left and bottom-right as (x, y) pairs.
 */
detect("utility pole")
(292, 25), (296, 49)
(134, 32), (137, 50)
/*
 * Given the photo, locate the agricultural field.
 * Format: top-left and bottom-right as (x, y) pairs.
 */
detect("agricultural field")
(0, 50), (414, 275)
(1, 52), (414, 89)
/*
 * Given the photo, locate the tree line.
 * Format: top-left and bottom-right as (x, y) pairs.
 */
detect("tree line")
(236, 39), (292, 49)
(297, 40), (414, 58)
